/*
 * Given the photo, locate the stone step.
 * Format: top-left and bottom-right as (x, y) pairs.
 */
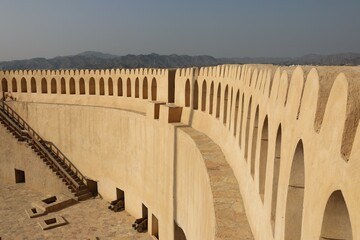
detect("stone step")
(75, 188), (90, 197)
(76, 191), (93, 201)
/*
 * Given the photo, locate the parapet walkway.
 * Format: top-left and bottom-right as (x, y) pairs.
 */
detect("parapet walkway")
(0, 183), (152, 240)
(181, 126), (253, 240)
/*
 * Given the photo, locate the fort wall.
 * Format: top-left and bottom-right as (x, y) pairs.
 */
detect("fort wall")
(1, 64), (360, 239)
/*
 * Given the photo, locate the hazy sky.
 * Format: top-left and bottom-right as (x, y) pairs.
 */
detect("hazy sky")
(0, 0), (359, 61)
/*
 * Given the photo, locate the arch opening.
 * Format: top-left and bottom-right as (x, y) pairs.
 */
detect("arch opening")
(51, 78), (57, 94)
(285, 140), (305, 240)
(174, 221), (187, 240)
(127, 78), (131, 97)
(151, 78), (157, 100)
(30, 78), (36, 93)
(99, 78), (105, 95)
(118, 78), (123, 96)
(79, 78), (85, 95)
(21, 78), (27, 93)
(12, 78), (17, 92)
(61, 78), (66, 94)
(135, 78), (139, 98)
(108, 78), (113, 96)
(239, 94), (245, 147)
(228, 88), (233, 130)
(216, 83), (221, 118)
(143, 77), (148, 99)
(320, 190), (353, 240)
(185, 79), (190, 107)
(244, 97), (252, 160)
(2, 78), (8, 92)
(223, 86), (228, 124)
(250, 106), (259, 176)
(41, 78), (47, 94)
(209, 82), (214, 114)
(89, 78), (96, 95)
(233, 91), (240, 136)
(271, 125), (282, 235)
(193, 80), (199, 110)
(201, 81), (207, 111)
(259, 116), (268, 201)
(70, 78), (75, 95)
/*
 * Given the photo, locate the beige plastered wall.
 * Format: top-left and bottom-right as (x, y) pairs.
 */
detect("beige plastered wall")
(175, 64), (360, 240)
(0, 69), (215, 240)
(1, 64), (360, 239)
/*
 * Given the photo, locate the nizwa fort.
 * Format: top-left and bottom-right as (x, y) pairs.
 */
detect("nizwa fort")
(0, 64), (359, 240)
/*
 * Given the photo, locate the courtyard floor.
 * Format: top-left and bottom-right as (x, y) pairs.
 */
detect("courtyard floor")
(0, 183), (152, 240)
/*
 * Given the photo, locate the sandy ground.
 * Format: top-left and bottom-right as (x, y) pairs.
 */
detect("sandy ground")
(0, 183), (152, 240)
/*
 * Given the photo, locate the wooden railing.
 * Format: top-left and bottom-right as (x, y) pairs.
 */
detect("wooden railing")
(42, 140), (86, 185)
(0, 100), (87, 190)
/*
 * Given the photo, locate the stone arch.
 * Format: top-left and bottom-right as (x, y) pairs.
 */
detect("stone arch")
(118, 78), (123, 96)
(151, 78), (157, 101)
(271, 125), (282, 235)
(1, 78), (8, 92)
(108, 78), (113, 96)
(250, 106), (259, 176)
(99, 78), (105, 95)
(244, 97), (252, 160)
(185, 79), (190, 107)
(12, 78), (17, 92)
(223, 85), (228, 124)
(135, 78), (139, 98)
(201, 80), (207, 111)
(239, 94), (245, 146)
(216, 83), (221, 118)
(61, 78), (66, 94)
(228, 88), (233, 130)
(70, 78), (76, 95)
(89, 78), (96, 95)
(79, 78), (85, 95)
(259, 115), (268, 202)
(41, 78), (47, 93)
(143, 77), (148, 99)
(174, 221), (187, 240)
(320, 190), (353, 240)
(51, 78), (57, 94)
(209, 81), (214, 115)
(193, 80), (199, 110)
(285, 140), (305, 240)
(21, 78), (27, 93)
(31, 78), (36, 93)
(127, 78), (131, 97)
(233, 91), (240, 136)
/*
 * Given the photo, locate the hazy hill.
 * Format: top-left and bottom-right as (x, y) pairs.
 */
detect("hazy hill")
(0, 52), (359, 70)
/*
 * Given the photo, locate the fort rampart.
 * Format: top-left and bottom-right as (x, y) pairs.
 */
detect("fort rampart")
(1, 64), (359, 240)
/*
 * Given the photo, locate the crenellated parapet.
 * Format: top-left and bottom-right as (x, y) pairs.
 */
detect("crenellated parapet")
(1, 64), (360, 240)
(174, 64), (360, 239)
(0, 67), (174, 113)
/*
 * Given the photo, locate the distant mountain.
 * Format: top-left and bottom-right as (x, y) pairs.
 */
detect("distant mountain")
(294, 52), (360, 66)
(0, 52), (220, 70)
(221, 52), (360, 66)
(0, 52), (359, 70)
(75, 51), (119, 59)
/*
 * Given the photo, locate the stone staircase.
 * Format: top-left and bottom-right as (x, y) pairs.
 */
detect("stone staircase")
(0, 100), (92, 201)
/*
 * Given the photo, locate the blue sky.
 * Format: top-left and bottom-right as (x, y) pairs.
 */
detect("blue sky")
(0, 0), (359, 61)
